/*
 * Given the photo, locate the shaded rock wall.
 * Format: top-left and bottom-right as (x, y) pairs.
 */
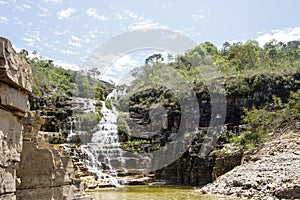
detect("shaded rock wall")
(0, 37), (32, 200)
(153, 75), (300, 186)
(154, 144), (243, 186)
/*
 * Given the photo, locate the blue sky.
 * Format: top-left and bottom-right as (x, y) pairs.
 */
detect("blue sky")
(1, 0), (300, 79)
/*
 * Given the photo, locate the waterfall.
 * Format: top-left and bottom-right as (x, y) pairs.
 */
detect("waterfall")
(61, 94), (151, 187)
(79, 99), (126, 187)
(66, 117), (76, 143)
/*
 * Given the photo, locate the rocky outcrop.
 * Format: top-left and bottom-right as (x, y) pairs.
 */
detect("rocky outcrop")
(16, 141), (89, 200)
(197, 132), (300, 199)
(0, 37), (32, 200)
(0, 37), (91, 200)
(17, 111), (91, 200)
(29, 95), (97, 144)
(0, 37), (32, 93)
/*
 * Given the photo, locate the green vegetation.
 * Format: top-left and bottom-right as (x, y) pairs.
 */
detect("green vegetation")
(117, 39), (300, 152)
(74, 112), (102, 131)
(19, 39), (300, 151)
(128, 40), (300, 95)
(105, 100), (112, 110)
(18, 49), (113, 98)
(121, 139), (152, 154)
(226, 92), (300, 148)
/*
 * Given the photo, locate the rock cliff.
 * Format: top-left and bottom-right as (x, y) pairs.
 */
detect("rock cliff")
(0, 37), (90, 200)
(0, 37), (32, 200)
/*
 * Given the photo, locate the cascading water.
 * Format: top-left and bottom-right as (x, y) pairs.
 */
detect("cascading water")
(61, 93), (152, 187)
(66, 117), (77, 143)
(79, 99), (126, 187)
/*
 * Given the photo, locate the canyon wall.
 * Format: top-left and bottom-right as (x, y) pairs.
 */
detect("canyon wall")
(0, 37), (90, 200)
(0, 37), (31, 200)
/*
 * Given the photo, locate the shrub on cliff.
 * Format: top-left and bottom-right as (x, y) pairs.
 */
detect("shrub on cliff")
(231, 92), (300, 147)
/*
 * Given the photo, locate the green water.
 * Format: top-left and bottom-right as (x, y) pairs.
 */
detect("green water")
(86, 186), (234, 200)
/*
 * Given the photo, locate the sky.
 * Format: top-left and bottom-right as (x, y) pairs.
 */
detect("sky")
(1, 0), (300, 81)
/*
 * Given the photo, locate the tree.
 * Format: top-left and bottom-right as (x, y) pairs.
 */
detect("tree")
(145, 53), (164, 64)
(221, 42), (231, 56)
(285, 40), (300, 67)
(263, 40), (280, 67)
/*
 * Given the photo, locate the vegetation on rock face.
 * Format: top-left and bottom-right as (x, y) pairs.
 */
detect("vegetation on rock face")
(232, 90), (300, 147)
(18, 49), (114, 144)
(19, 39), (300, 150)
(18, 49), (113, 98)
(116, 39), (300, 152)
(73, 112), (102, 132)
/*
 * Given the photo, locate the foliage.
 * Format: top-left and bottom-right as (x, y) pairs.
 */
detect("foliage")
(18, 50), (113, 98)
(105, 100), (112, 110)
(123, 39), (300, 150)
(286, 89), (300, 118)
(229, 92), (300, 148)
(74, 113), (102, 131)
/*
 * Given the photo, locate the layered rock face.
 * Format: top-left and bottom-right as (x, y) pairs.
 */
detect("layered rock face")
(17, 113), (90, 200)
(0, 37), (32, 200)
(0, 37), (90, 200)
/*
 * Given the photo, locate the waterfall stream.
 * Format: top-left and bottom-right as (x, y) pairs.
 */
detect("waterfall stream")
(79, 100), (126, 187)
(61, 94), (152, 188)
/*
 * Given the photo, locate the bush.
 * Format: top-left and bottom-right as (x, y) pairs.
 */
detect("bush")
(105, 100), (112, 110)
(75, 113), (101, 131)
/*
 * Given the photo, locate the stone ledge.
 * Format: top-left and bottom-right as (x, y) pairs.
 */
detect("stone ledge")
(0, 37), (32, 93)
(0, 84), (28, 114)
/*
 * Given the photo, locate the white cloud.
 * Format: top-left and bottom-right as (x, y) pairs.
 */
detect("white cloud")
(54, 60), (80, 71)
(59, 49), (77, 55)
(23, 38), (34, 46)
(13, 16), (23, 25)
(43, 0), (61, 3)
(86, 8), (108, 21)
(53, 30), (70, 35)
(128, 21), (168, 31)
(111, 7), (144, 22)
(155, 0), (171, 8)
(23, 4), (31, 9)
(68, 41), (81, 48)
(0, 16), (9, 23)
(58, 8), (76, 20)
(39, 7), (50, 17)
(124, 10), (143, 21)
(23, 31), (41, 46)
(68, 35), (82, 48)
(110, 7), (168, 31)
(71, 35), (81, 41)
(113, 54), (140, 72)
(256, 27), (300, 46)
(192, 9), (205, 21)
(12, 45), (22, 53)
(50, 0), (61, 3)
(0, 1), (7, 4)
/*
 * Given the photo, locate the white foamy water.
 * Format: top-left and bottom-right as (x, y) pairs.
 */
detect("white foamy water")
(79, 100), (126, 187)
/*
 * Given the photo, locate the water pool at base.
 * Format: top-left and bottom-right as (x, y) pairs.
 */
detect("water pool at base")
(86, 186), (235, 200)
